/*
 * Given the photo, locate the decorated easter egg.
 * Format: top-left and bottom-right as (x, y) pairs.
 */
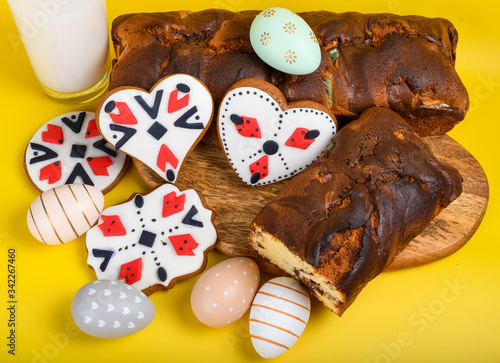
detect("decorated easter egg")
(71, 280), (155, 338)
(191, 257), (260, 327)
(250, 7), (321, 75)
(27, 184), (104, 245)
(249, 276), (311, 358)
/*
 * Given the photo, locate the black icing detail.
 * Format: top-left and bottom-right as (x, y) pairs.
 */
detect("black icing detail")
(147, 121), (168, 140)
(109, 124), (137, 150)
(166, 169), (175, 182)
(263, 140), (279, 155)
(173, 106), (204, 129)
(230, 114), (243, 125)
(92, 139), (117, 158)
(138, 230), (156, 248)
(62, 112), (86, 134)
(29, 143), (58, 164)
(134, 195), (144, 208)
(65, 162), (94, 185)
(92, 248), (114, 272)
(104, 101), (115, 113)
(250, 172), (261, 184)
(305, 130), (320, 139)
(157, 267), (167, 282)
(176, 83), (190, 93)
(182, 205), (204, 228)
(135, 89), (163, 119)
(70, 144), (87, 159)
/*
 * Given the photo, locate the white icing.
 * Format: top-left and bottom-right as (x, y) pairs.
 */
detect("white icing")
(25, 111), (128, 193)
(97, 74), (214, 183)
(218, 86), (337, 186)
(85, 184), (217, 292)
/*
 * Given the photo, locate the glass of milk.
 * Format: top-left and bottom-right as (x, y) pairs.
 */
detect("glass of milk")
(7, 0), (110, 104)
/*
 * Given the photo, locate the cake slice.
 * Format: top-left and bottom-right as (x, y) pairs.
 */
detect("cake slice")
(249, 107), (463, 315)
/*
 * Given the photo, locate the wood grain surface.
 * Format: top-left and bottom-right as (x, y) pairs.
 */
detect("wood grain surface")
(140, 126), (489, 273)
(385, 134), (489, 270)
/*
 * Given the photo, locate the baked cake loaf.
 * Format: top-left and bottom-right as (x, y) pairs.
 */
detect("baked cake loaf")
(249, 107), (463, 315)
(110, 9), (469, 136)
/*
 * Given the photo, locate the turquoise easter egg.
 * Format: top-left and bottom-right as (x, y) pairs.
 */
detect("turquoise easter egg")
(250, 8), (321, 75)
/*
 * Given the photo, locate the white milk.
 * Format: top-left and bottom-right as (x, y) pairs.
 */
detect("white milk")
(8, 0), (109, 94)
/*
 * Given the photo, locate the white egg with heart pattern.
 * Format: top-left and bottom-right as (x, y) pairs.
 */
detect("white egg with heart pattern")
(71, 280), (155, 338)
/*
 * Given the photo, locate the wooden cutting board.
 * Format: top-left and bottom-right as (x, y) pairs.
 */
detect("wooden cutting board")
(141, 127), (489, 273)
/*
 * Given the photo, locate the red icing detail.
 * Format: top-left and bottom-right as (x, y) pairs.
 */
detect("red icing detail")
(236, 116), (261, 138)
(285, 128), (316, 150)
(168, 234), (199, 256)
(98, 215), (127, 236)
(39, 161), (62, 184)
(42, 124), (64, 145)
(168, 89), (189, 113)
(87, 156), (113, 176)
(109, 102), (137, 125)
(162, 191), (186, 218)
(249, 155), (269, 181)
(118, 258), (142, 285)
(85, 119), (101, 138)
(157, 144), (179, 172)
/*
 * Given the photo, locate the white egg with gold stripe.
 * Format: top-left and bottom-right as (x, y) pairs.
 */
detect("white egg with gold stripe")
(27, 184), (104, 245)
(249, 276), (311, 358)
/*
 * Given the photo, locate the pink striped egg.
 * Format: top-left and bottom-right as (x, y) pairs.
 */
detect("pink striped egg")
(27, 184), (104, 245)
(249, 276), (310, 358)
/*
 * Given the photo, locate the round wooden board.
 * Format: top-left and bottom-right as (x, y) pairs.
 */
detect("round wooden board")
(385, 134), (489, 270)
(166, 127), (488, 273)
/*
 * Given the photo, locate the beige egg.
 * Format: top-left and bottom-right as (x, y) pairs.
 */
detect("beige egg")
(27, 184), (104, 245)
(191, 257), (260, 327)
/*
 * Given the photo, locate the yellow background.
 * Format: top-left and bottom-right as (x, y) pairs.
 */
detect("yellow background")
(1, 0), (498, 361)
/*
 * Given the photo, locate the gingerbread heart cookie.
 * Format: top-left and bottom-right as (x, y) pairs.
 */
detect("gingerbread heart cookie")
(97, 74), (214, 184)
(24, 111), (129, 193)
(218, 79), (337, 186)
(85, 183), (217, 295)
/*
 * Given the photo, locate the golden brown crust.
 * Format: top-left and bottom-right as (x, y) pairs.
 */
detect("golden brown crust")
(249, 107), (463, 314)
(110, 9), (469, 136)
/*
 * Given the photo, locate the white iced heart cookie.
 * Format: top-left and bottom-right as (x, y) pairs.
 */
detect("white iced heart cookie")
(218, 79), (337, 186)
(97, 74), (214, 184)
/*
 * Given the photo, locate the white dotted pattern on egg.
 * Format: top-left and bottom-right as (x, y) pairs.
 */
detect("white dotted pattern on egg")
(27, 184), (104, 245)
(249, 276), (311, 358)
(191, 257), (260, 327)
(250, 7), (321, 75)
(71, 280), (155, 338)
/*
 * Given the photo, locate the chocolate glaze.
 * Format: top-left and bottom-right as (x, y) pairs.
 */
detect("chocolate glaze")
(251, 107), (462, 301)
(110, 10), (469, 136)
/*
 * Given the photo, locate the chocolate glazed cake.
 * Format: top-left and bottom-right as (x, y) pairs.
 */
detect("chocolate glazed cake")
(249, 107), (463, 315)
(110, 9), (469, 136)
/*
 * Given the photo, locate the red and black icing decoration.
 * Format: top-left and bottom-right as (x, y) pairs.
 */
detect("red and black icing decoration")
(98, 215), (127, 237)
(25, 111), (127, 193)
(96, 74), (213, 184)
(39, 161), (62, 184)
(230, 114), (261, 138)
(162, 191), (186, 218)
(218, 83), (337, 186)
(42, 124), (64, 145)
(168, 234), (199, 256)
(85, 184), (217, 293)
(118, 258), (143, 285)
